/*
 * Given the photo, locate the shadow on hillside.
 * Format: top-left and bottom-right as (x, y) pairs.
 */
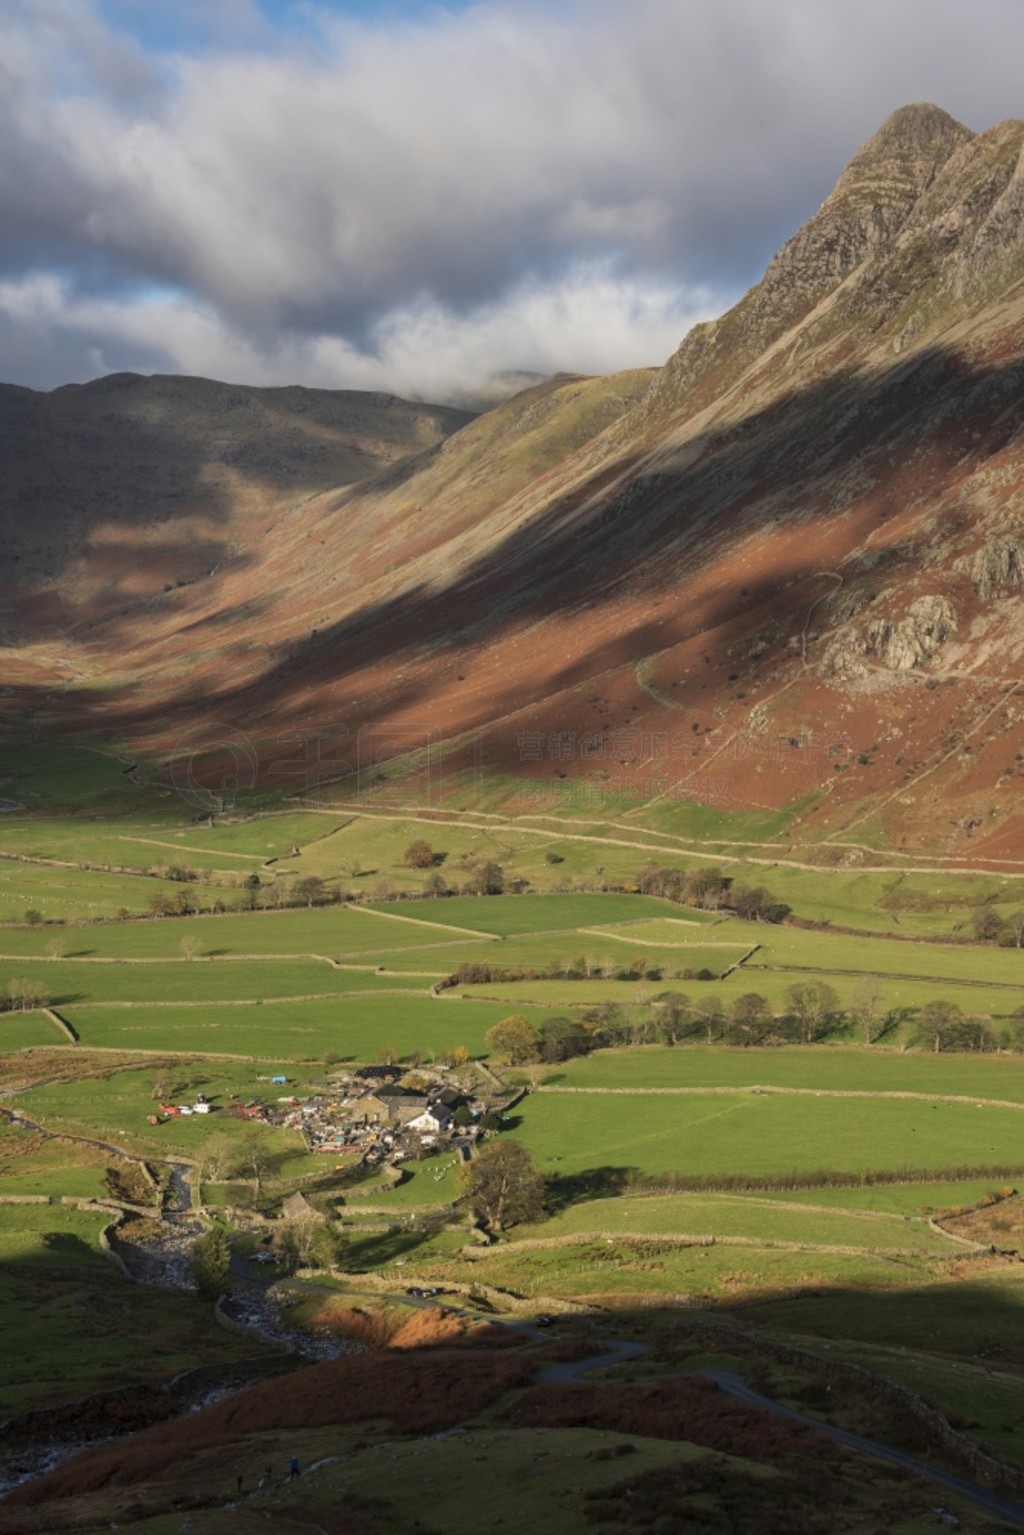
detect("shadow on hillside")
(545, 1165), (638, 1213)
(15, 341), (1024, 758)
(0, 375), (470, 647)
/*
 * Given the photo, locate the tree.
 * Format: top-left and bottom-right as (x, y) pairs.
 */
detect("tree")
(7, 977), (44, 1012)
(538, 1015), (590, 1062)
(180, 935), (200, 961)
(683, 866), (727, 909)
(237, 1133), (273, 1207)
(292, 875), (327, 907)
(732, 884), (769, 920)
(652, 992), (691, 1045)
(23, 909), (43, 927)
(1005, 911), (1024, 949)
(403, 840), (435, 869)
(729, 993), (772, 1046)
(424, 871), (449, 898)
(467, 861), (504, 896)
(972, 905), (1005, 943)
(849, 979), (885, 1045)
(46, 937), (65, 960)
(457, 1140), (545, 1231)
(785, 981), (839, 1044)
(190, 1225), (231, 1299)
(485, 1014), (540, 1065)
(917, 999), (965, 1053)
(695, 996), (725, 1045)
(195, 1132), (236, 1183)
(272, 1209), (344, 1274)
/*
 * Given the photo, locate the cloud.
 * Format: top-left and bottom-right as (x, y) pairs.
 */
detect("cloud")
(1, 0), (1022, 395)
(0, 263), (721, 399)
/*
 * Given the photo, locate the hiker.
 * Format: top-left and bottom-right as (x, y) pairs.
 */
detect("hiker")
(289, 1456), (300, 1478)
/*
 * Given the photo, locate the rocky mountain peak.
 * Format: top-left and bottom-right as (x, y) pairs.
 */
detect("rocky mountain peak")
(643, 104), (974, 426)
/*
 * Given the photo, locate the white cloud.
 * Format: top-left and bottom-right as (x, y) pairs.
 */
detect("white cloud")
(0, 0), (1021, 392)
(0, 262), (723, 399)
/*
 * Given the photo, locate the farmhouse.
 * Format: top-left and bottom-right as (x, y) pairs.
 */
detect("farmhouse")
(407, 1102), (455, 1134)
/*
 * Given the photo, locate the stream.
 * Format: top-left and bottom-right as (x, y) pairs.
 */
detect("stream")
(0, 1159), (354, 1495)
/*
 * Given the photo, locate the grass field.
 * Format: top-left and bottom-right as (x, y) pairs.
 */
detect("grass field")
(8, 776), (1024, 1479)
(459, 971), (1024, 1016)
(582, 918), (737, 944)
(429, 1235), (923, 1303)
(0, 1204), (269, 1414)
(514, 1090), (1024, 1180)
(0, 860), (229, 922)
(16, 1062), (323, 1169)
(0, 1012), (70, 1049)
(0, 957), (431, 1006)
(59, 992), (514, 1060)
(368, 893), (682, 935)
(0, 904), (496, 959)
(0, 819), (280, 873)
(515, 1191), (956, 1253)
(532, 1045), (1024, 1098)
(0, 1124), (112, 1198)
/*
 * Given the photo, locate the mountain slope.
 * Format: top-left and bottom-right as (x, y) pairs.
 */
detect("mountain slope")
(2, 104), (1024, 862)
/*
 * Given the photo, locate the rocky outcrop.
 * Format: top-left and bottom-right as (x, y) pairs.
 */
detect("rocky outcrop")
(821, 595), (958, 680)
(956, 536), (1024, 598)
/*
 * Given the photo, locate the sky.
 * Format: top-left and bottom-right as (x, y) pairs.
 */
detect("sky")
(1, 0), (1022, 402)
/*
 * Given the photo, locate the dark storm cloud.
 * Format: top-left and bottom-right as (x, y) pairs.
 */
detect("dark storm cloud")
(0, 0), (1021, 396)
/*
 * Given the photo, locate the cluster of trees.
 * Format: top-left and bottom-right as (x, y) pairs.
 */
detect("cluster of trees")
(485, 1013), (596, 1064)
(636, 864), (791, 922)
(972, 906), (1024, 946)
(445, 957), (676, 988)
(2, 976), (48, 1012)
(483, 984), (851, 1063)
(146, 872), (352, 917)
(913, 998), (1024, 1053)
(482, 988), (1024, 1059)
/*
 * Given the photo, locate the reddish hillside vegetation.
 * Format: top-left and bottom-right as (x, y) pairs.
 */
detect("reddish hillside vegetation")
(2, 104), (1023, 859)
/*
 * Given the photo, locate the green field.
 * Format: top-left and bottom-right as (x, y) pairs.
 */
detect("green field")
(532, 1045), (1024, 1098)
(0, 1203), (269, 1414)
(16, 1062), (322, 1168)
(460, 970), (1023, 1016)
(0, 819), (281, 873)
(61, 992), (514, 1059)
(533, 1044), (1024, 1096)
(0, 956), (432, 1006)
(0, 904), (493, 959)
(583, 918), (737, 944)
(0, 1124), (112, 1198)
(8, 777), (1024, 1491)
(0, 859), (228, 921)
(516, 1191), (956, 1252)
(368, 892), (682, 935)
(515, 1089), (1024, 1180)
(0, 1011), (70, 1049)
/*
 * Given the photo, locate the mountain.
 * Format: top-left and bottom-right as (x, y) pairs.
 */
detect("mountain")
(0, 373), (472, 631)
(2, 103), (1024, 863)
